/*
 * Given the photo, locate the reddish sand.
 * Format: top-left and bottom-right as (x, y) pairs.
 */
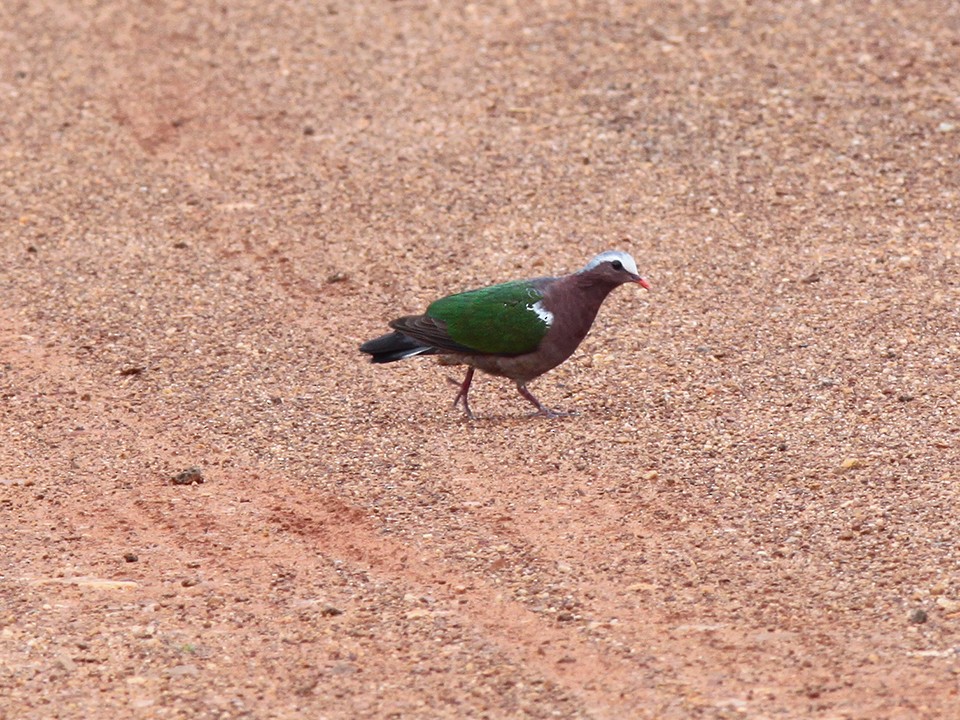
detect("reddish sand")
(2, 2), (958, 718)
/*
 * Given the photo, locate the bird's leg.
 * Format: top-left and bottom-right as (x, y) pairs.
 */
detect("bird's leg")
(517, 383), (572, 418)
(452, 367), (476, 419)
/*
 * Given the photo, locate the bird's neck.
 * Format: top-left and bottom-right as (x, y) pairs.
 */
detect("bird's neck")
(545, 273), (620, 335)
(571, 272), (621, 306)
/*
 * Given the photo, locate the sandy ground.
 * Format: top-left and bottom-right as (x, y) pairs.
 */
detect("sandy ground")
(2, 1), (959, 718)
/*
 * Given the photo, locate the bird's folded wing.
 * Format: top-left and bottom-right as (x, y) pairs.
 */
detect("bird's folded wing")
(396, 280), (552, 356)
(389, 315), (476, 354)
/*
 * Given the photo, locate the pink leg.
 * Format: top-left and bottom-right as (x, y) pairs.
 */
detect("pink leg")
(452, 367), (476, 419)
(517, 383), (570, 418)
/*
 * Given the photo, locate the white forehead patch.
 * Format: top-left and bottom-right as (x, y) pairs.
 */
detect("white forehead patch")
(528, 300), (554, 326)
(582, 250), (639, 275)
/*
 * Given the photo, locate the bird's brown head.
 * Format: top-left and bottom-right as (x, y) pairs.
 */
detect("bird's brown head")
(578, 250), (651, 289)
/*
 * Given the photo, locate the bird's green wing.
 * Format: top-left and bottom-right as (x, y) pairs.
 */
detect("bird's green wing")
(424, 279), (552, 355)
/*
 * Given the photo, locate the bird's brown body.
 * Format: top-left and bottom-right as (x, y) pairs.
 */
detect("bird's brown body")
(433, 269), (630, 385)
(361, 251), (650, 417)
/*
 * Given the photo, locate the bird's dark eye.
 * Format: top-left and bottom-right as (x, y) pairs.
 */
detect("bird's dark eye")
(611, 260), (623, 271)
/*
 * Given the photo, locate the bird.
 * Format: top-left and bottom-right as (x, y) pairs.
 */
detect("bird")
(360, 250), (650, 418)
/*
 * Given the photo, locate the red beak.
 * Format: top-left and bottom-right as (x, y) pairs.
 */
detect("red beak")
(636, 276), (651, 290)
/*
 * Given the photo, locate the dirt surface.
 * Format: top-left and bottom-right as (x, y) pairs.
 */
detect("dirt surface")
(2, 1), (959, 718)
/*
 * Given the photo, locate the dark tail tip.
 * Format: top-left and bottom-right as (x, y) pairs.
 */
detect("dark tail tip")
(360, 331), (434, 363)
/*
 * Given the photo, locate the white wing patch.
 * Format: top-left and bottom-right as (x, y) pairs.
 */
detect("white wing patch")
(529, 300), (554, 326)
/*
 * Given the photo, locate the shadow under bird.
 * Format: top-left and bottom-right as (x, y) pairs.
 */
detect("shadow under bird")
(360, 250), (651, 418)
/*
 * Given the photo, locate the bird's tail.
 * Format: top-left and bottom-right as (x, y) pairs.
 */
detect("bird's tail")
(359, 331), (436, 364)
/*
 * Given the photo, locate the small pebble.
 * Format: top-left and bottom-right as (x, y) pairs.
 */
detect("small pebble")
(935, 597), (960, 613)
(166, 664), (199, 677)
(172, 468), (204, 485)
(909, 608), (928, 624)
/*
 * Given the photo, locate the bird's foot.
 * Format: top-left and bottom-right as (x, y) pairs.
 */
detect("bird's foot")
(455, 399), (476, 420)
(450, 367), (476, 419)
(517, 384), (574, 419)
